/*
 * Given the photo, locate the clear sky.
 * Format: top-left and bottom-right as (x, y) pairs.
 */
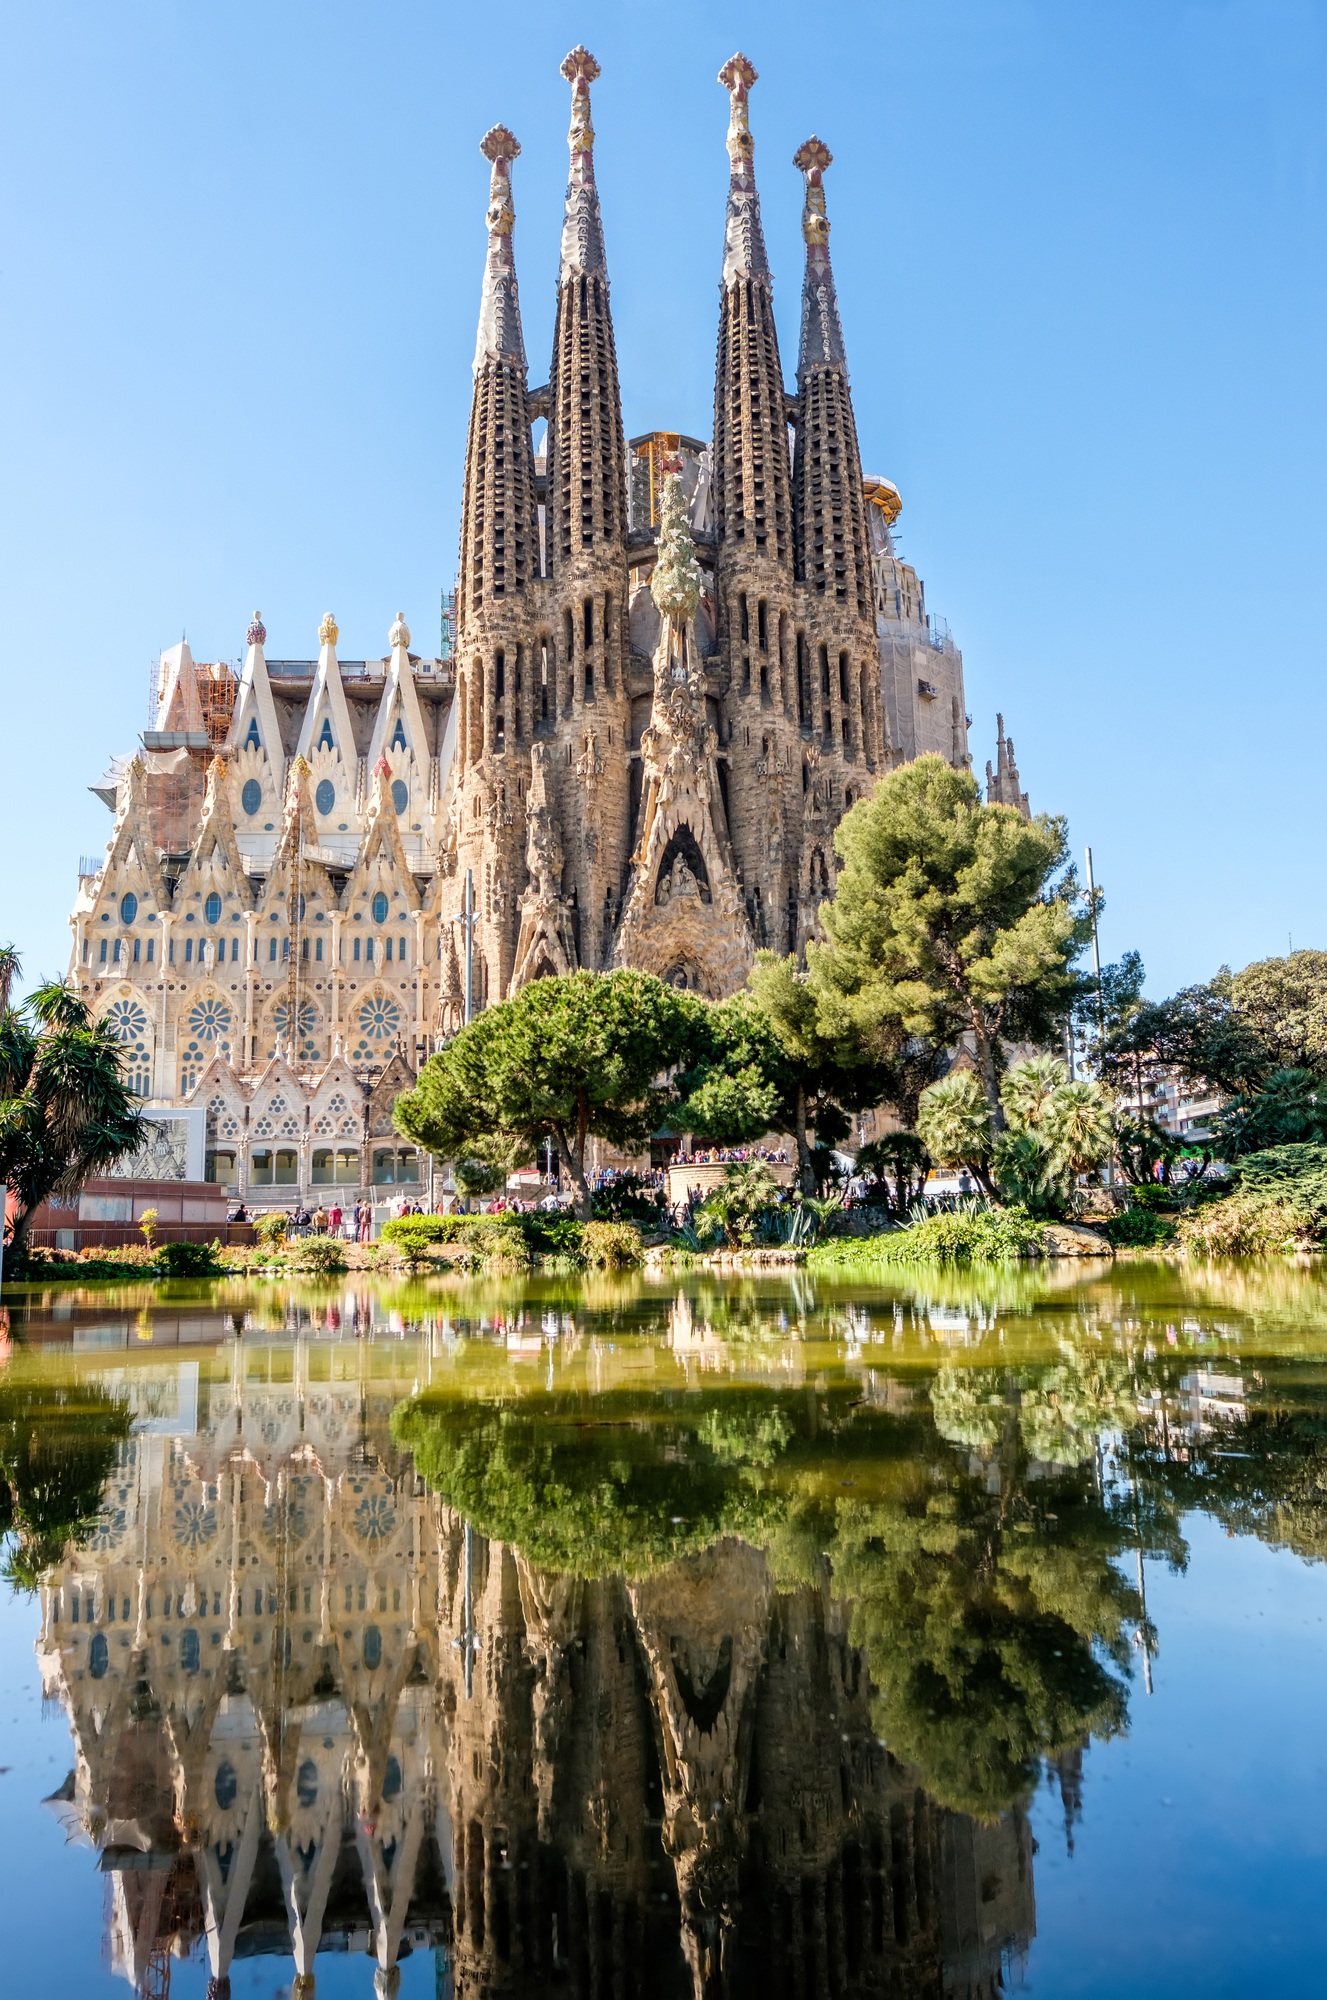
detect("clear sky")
(3, 0), (1324, 997)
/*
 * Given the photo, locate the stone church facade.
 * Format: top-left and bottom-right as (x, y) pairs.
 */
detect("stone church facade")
(69, 49), (1024, 1203)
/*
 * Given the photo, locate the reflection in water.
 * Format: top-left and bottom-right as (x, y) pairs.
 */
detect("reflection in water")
(17, 1257), (1327, 1996)
(32, 1340), (1038, 1998)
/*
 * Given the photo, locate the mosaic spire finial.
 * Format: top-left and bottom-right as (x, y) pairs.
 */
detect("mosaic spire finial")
(559, 46), (605, 280)
(718, 53), (769, 285)
(794, 136), (846, 376)
(473, 124), (527, 373)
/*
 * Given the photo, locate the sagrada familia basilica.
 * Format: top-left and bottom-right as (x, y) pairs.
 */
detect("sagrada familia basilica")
(68, 50), (1028, 1203)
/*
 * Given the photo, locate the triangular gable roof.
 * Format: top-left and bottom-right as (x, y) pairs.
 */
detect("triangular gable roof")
(228, 621), (284, 764)
(102, 755), (171, 908)
(172, 757), (255, 910)
(344, 760), (422, 913)
(367, 618), (430, 769)
(295, 621), (358, 764)
(156, 639), (205, 734)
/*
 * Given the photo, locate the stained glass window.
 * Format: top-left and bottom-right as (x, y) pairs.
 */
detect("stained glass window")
(119, 893), (137, 924)
(242, 779), (262, 816)
(315, 778), (335, 815)
(204, 892), (222, 923)
(103, 997), (152, 1097)
(371, 891), (389, 923)
(391, 779), (408, 815)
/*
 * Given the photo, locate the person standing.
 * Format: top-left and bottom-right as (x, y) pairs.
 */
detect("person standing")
(328, 1201), (342, 1238)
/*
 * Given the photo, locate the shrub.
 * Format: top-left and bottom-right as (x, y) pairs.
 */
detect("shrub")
(1173, 1193), (1317, 1257)
(1101, 1205), (1175, 1248)
(380, 1215), (450, 1264)
(254, 1213), (288, 1247)
(154, 1240), (223, 1278)
(138, 1207), (159, 1251)
(287, 1236), (348, 1274)
(1234, 1143), (1327, 1219)
(579, 1220), (643, 1268)
(811, 1204), (1044, 1268)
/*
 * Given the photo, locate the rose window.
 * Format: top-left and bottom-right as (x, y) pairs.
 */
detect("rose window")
(188, 998), (233, 1045)
(102, 998), (152, 1097)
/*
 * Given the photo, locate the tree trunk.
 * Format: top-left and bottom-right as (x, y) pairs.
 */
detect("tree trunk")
(794, 1086), (814, 1197)
(554, 1101), (594, 1221)
(973, 1022), (1005, 1132)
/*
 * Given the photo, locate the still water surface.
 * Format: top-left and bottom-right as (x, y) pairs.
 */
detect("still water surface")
(1, 1261), (1326, 1997)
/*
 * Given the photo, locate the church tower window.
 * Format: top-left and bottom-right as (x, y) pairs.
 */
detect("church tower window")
(120, 893), (137, 924)
(315, 779), (335, 815)
(390, 714), (407, 750)
(244, 717), (260, 749)
(204, 892), (222, 924)
(318, 716), (334, 751)
(241, 779), (261, 816)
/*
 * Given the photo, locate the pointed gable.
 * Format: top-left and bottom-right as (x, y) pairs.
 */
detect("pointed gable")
(230, 614), (286, 834)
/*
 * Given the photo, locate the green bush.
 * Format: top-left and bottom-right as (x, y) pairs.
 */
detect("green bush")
(286, 1236), (348, 1274)
(153, 1240), (223, 1277)
(579, 1220), (643, 1268)
(1101, 1205), (1175, 1248)
(1234, 1143), (1327, 1218)
(810, 1205), (1044, 1269)
(254, 1212), (288, 1247)
(1173, 1192), (1317, 1257)
(380, 1215), (451, 1263)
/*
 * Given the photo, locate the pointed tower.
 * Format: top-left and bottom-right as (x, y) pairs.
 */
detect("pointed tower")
(790, 137), (886, 949)
(450, 124), (542, 1004)
(542, 45), (631, 974)
(711, 55), (802, 957)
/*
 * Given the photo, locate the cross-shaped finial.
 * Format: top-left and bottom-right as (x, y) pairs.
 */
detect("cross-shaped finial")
(561, 45), (600, 84)
(480, 124), (520, 168)
(793, 136), (832, 175)
(718, 52), (758, 95)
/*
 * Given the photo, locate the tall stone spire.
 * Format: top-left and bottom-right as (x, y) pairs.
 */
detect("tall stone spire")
(791, 138), (872, 623)
(451, 123), (542, 1006)
(457, 125), (539, 629)
(547, 46), (628, 574)
(712, 55), (792, 563)
(472, 124), (526, 374)
(543, 45), (631, 980)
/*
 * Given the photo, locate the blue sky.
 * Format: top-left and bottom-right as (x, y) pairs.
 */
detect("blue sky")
(3, 0), (1324, 996)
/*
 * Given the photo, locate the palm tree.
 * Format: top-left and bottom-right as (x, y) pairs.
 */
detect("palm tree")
(0, 950), (141, 1267)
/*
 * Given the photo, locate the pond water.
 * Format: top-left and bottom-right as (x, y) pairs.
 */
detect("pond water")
(1, 1260), (1326, 1998)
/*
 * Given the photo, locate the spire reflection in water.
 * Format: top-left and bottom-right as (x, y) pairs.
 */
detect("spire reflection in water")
(15, 1256), (1327, 1995)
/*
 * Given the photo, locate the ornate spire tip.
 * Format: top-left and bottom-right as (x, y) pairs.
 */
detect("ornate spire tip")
(480, 124), (520, 168)
(718, 52), (758, 94)
(794, 136), (832, 174)
(319, 612), (339, 647)
(389, 610), (411, 651)
(561, 45), (600, 84)
(246, 611), (266, 647)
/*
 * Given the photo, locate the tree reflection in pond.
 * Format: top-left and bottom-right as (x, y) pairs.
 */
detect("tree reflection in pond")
(12, 1259), (1327, 1997)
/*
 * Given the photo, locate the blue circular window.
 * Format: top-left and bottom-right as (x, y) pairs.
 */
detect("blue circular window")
(296, 1759), (319, 1808)
(204, 892), (222, 924)
(391, 779), (408, 815)
(241, 779), (262, 816)
(119, 893), (137, 925)
(89, 1632), (109, 1679)
(363, 1624), (383, 1671)
(371, 892), (389, 924)
(315, 779), (335, 816)
(214, 1761), (238, 1810)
